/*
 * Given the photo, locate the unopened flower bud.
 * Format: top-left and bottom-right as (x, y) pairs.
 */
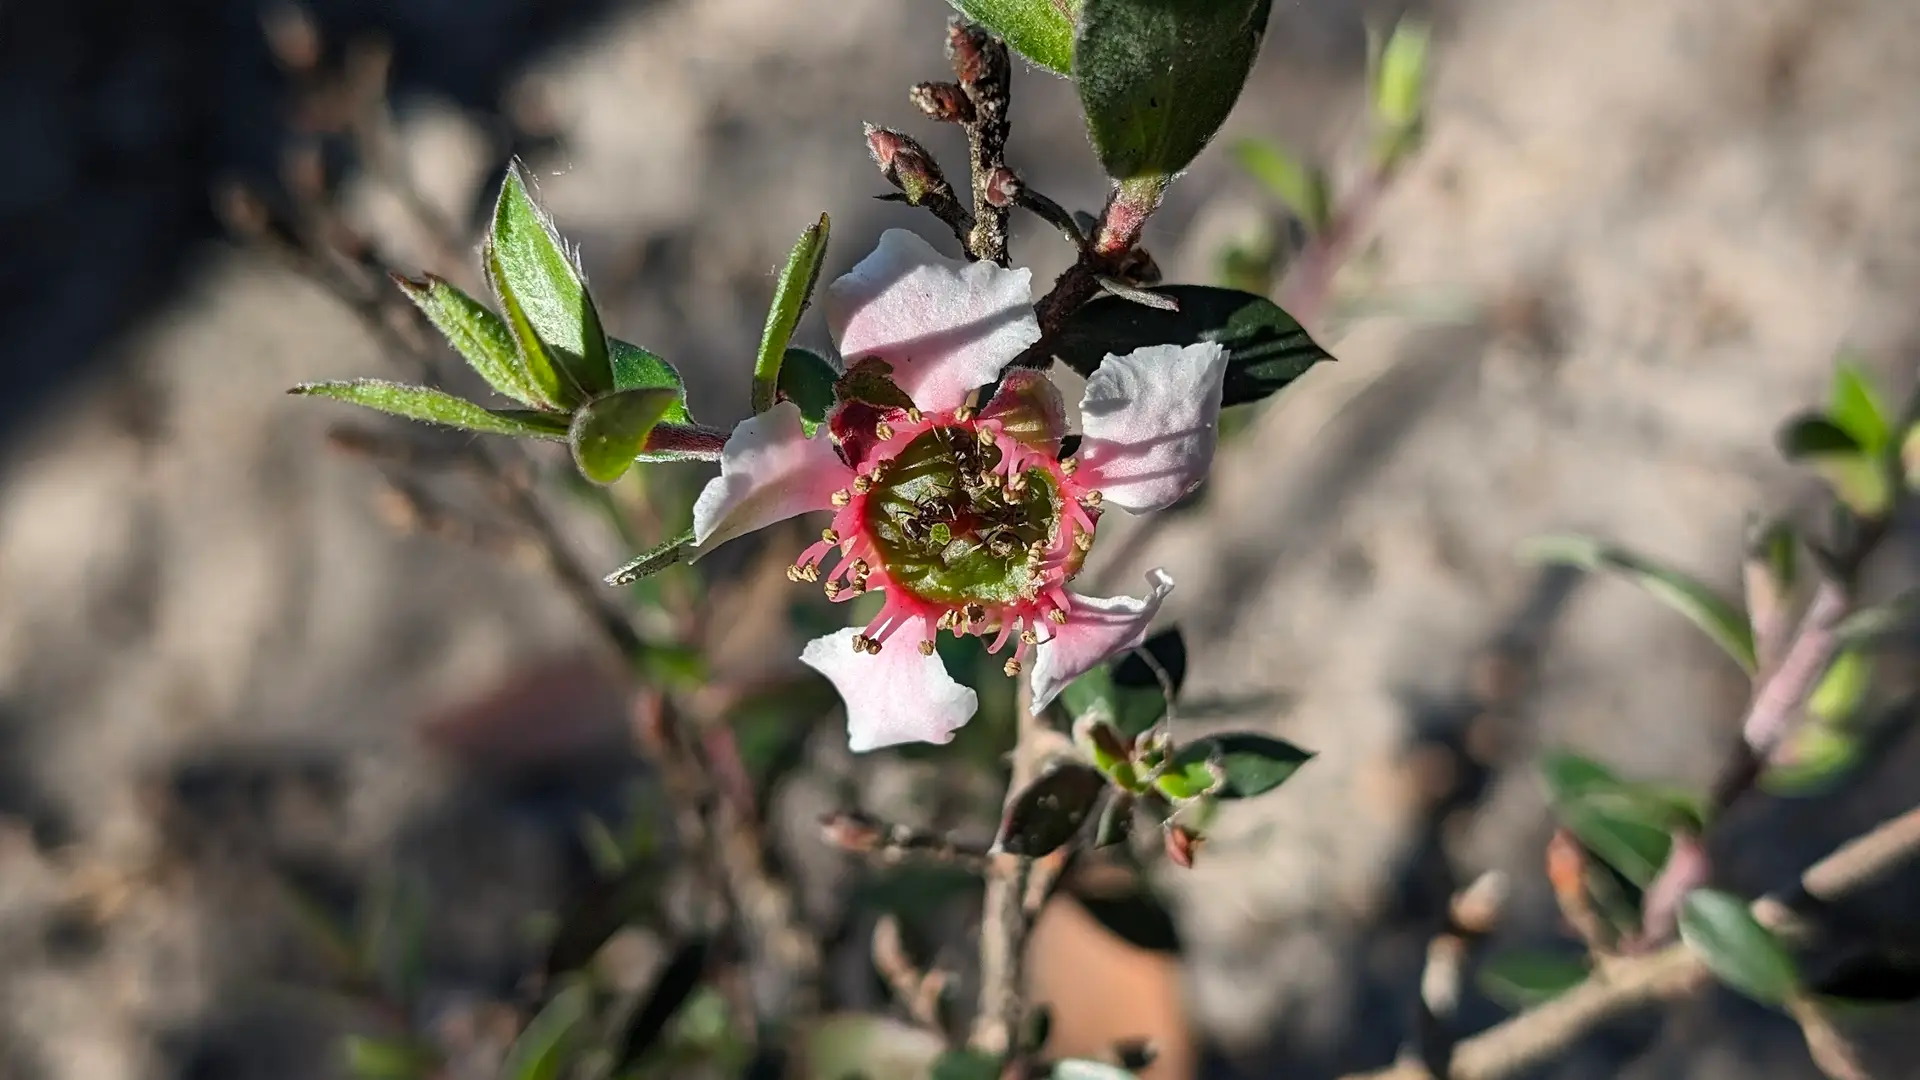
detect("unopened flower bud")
(909, 81), (974, 124)
(985, 166), (1022, 209)
(863, 123), (956, 209)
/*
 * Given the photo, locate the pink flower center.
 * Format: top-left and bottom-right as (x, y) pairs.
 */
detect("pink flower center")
(786, 403), (1101, 675)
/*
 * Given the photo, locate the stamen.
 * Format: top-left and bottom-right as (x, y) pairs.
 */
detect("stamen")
(866, 638), (884, 654)
(1074, 532), (1093, 552)
(906, 407), (923, 423)
(965, 603), (986, 625)
(822, 527), (840, 544)
(953, 405), (975, 422)
(785, 565), (803, 583)
(976, 427), (995, 447)
(874, 421), (895, 442)
(1083, 490), (1103, 507)
(852, 559), (870, 578)
(1046, 608), (1068, 624)
(1060, 457), (1078, 475)
(823, 580), (842, 599)
(918, 640), (936, 656)
(1020, 629), (1039, 646)
(1003, 658), (1022, 676)
(850, 633), (873, 654)
(830, 488), (851, 507)
(853, 476), (872, 494)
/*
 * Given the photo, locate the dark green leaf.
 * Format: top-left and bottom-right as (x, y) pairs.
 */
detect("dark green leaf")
(1170, 733), (1312, 800)
(753, 213), (830, 414)
(1680, 888), (1801, 1005)
(1058, 662), (1167, 740)
(993, 763), (1107, 856)
(568, 388), (678, 484)
(1054, 1060), (1140, 1080)
(499, 981), (591, 1080)
(1829, 361), (1892, 456)
(392, 273), (533, 404)
(614, 938), (713, 1070)
(290, 380), (568, 439)
(931, 1049), (1002, 1080)
(1537, 752), (1684, 887)
(342, 1037), (440, 1080)
(1522, 535), (1756, 673)
(778, 346), (840, 435)
(1477, 950), (1591, 1010)
(1231, 138), (1330, 232)
(605, 529), (696, 586)
(608, 338), (691, 423)
(949, 0), (1076, 73)
(1778, 413), (1893, 516)
(489, 163), (611, 402)
(1113, 626), (1187, 697)
(1779, 413), (1864, 458)
(1049, 285), (1332, 409)
(1074, 0), (1273, 179)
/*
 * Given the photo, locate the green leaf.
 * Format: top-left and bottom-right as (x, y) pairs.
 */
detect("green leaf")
(1074, 0), (1274, 180)
(754, 213), (830, 414)
(605, 529), (696, 586)
(499, 982), (592, 1080)
(290, 380), (570, 439)
(778, 346), (839, 436)
(1829, 361), (1893, 456)
(1058, 662), (1167, 739)
(1521, 535), (1756, 673)
(1049, 285), (1332, 408)
(1477, 950), (1591, 1010)
(1807, 648), (1873, 723)
(1903, 422), (1919, 488)
(1778, 414), (1893, 518)
(1537, 752), (1682, 887)
(608, 338), (690, 421)
(1231, 138), (1331, 233)
(568, 388), (679, 485)
(930, 1049), (1002, 1080)
(1154, 757), (1218, 800)
(1762, 723), (1863, 796)
(489, 163), (611, 404)
(1094, 792), (1134, 847)
(342, 1037), (440, 1080)
(1369, 17), (1430, 164)
(1836, 588), (1920, 649)
(993, 763), (1107, 856)
(1054, 1061), (1140, 1080)
(392, 274), (534, 404)
(950, 0), (1076, 73)
(1170, 733), (1312, 800)
(1680, 889), (1801, 1005)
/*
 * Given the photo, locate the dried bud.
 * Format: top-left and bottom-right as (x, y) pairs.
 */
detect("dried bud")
(946, 20), (994, 85)
(863, 123), (956, 209)
(1164, 823), (1201, 869)
(985, 166), (1022, 209)
(910, 81), (974, 124)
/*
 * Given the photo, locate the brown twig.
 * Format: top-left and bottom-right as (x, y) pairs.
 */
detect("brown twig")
(948, 19), (1012, 266)
(821, 811), (991, 873)
(873, 915), (950, 1033)
(1408, 872), (1508, 1077)
(1343, 803), (1920, 1080)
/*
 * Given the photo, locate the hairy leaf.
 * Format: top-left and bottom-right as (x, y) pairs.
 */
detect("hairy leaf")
(291, 380), (569, 439)
(754, 214), (830, 414)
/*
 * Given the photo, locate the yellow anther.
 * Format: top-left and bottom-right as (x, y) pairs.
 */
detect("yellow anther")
(874, 421), (895, 442)
(1046, 608), (1068, 624)
(830, 488), (851, 507)
(1020, 629), (1039, 646)
(1060, 457), (1078, 475)
(786, 565), (803, 583)
(1003, 658), (1023, 676)
(977, 427), (996, 447)
(822, 527), (840, 544)
(953, 405), (975, 422)
(850, 634), (871, 653)
(1074, 532), (1094, 552)
(906, 407), (923, 423)
(853, 476), (873, 494)
(852, 559), (870, 577)
(865, 636), (884, 654)
(824, 581), (842, 599)
(918, 640), (936, 656)
(1083, 490), (1103, 507)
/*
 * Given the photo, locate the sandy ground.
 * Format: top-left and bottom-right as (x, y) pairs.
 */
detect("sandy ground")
(2, 0), (1919, 1077)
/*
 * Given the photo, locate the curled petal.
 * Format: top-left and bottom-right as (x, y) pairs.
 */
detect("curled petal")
(1075, 342), (1229, 513)
(826, 229), (1040, 413)
(691, 402), (852, 557)
(1029, 569), (1176, 711)
(980, 367), (1068, 453)
(800, 625), (978, 752)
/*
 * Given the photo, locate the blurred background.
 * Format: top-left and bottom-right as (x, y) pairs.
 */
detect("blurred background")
(3, 0), (1919, 1077)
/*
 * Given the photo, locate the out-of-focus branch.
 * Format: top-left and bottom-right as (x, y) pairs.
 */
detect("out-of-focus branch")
(821, 811), (991, 873)
(1408, 872), (1507, 1078)
(1343, 804), (1920, 1080)
(873, 915), (950, 1033)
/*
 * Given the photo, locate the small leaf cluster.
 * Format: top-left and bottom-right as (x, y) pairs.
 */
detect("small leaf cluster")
(1778, 359), (1916, 520)
(991, 627), (1315, 867)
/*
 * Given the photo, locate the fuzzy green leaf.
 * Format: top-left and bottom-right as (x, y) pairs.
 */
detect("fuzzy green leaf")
(1231, 138), (1331, 233)
(1477, 950), (1591, 1009)
(1050, 285), (1332, 408)
(291, 380), (570, 439)
(1170, 733), (1312, 800)
(392, 274), (533, 404)
(568, 388), (679, 485)
(608, 339), (689, 418)
(605, 529), (696, 586)
(1680, 889), (1801, 1005)
(778, 346), (839, 436)
(490, 163), (611, 404)
(1522, 535), (1756, 673)
(1074, 0), (1273, 180)
(754, 214), (830, 414)
(499, 982), (591, 1080)
(950, 0), (1077, 73)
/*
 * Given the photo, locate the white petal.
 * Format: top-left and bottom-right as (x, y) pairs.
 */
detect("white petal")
(800, 626), (979, 752)
(691, 402), (851, 557)
(1075, 342), (1229, 513)
(1029, 569), (1176, 711)
(826, 229), (1040, 413)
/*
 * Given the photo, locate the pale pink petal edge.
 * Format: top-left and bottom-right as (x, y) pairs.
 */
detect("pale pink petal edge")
(801, 624), (979, 752)
(1028, 569), (1176, 711)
